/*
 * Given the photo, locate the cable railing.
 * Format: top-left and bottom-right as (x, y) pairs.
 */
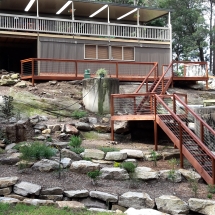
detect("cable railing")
(0, 13), (170, 41)
(155, 94), (215, 184)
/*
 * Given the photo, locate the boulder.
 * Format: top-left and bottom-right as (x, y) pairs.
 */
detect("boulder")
(159, 170), (182, 183)
(118, 192), (155, 209)
(5, 143), (16, 151)
(50, 142), (69, 149)
(155, 195), (189, 215)
(64, 190), (89, 198)
(90, 191), (118, 203)
(14, 181), (41, 196)
(22, 198), (56, 206)
(61, 148), (82, 161)
(78, 197), (107, 209)
(5, 194), (25, 201)
(65, 124), (79, 134)
(84, 149), (105, 160)
(0, 197), (20, 204)
(105, 152), (127, 161)
(10, 74), (19, 79)
(93, 124), (111, 133)
(0, 176), (19, 188)
(56, 201), (85, 209)
(178, 169), (201, 182)
(75, 122), (92, 131)
(34, 124), (47, 130)
(14, 81), (27, 88)
(0, 153), (20, 165)
(161, 149), (180, 160)
(124, 208), (170, 215)
(143, 151), (162, 161)
(88, 208), (115, 213)
(60, 158), (72, 168)
(0, 187), (12, 195)
(134, 167), (159, 180)
(42, 129), (51, 134)
(70, 160), (100, 174)
(32, 159), (59, 172)
(39, 195), (63, 201)
(47, 124), (61, 132)
(88, 117), (98, 124)
(114, 121), (129, 134)
(120, 149), (144, 159)
(40, 187), (63, 195)
(0, 79), (16, 86)
(188, 198), (215, 215)
(33, 135), (46, 141)
(100, 167), (129, 180)
(124, 159), (137, 165)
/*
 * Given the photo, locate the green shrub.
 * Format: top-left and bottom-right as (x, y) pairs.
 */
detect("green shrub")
(83, 157), (92, 161)
(113, 161), (121, 167)
(69, 135), (82, 148)
(70, 147), (85, 154)
(150, 150), (158, 167)
(208, 184), (215, 194)
(71, 110), (87, 119)
(87, 170), (101, 185)
(99, 147), (119, 153)
(207, 193), (213, 199)
(46, 136), (53, 142)
(120, 161), (136, 173)
(0, 148), (4, 154)
(0, 95), (14, 121)
(19, 142), (56, 161)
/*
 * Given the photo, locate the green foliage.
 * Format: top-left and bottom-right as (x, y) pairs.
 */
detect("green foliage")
(83, 157), (92, 161)
(150, 150), (158, 167)
(207, 193), (213, 199)
(99, 147), (119, 153)
(13, 142), (27, 150)
(0, 95), (14, 121)
(96, 68), (108, 78)
(71, 110), (87, 119)
(189, 178), (199, 197)
(87, 170), (101, 185)
(168, 158), (178, 170)
(69, 135), (82, 148)
(113, 161), (121, 167)
(208, 184), (215, 194)
(0, 148), (4, 154)
(46, 136), (53, 142)
(120, 162), (136, 174)
(70, 147), (85, 154)
(17, 162), (28, 171)
(0, 202), (115, 215)
(19, 142), (56, 161)
(168, 158), (178, 194)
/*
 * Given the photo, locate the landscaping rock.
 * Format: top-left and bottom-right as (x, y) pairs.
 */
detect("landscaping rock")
(100, 167), (129, 180)
(155, 195), (189, 215)
(34, 124), (47, 130)
(134, 167), (159, 180)
(188, 198), (215, 215)
(70, 160), (100, 174)
(161, 149), (180, 160)
(32, 159), (59, 172)
(143, 151), (162, 161)
(22, 198), (56, 206)
(33, 135), (46, 141)
(93, 124), (111, 133)
(56, 200), (85, 209)
(0, 187), (12, 195)
(118, 192), (155, 209)
(0, 197), (20, 204)
(84, 149), (105, 160)
(178, 169), (201, 182)
(50, 142), (68, 149)
(90, 191), (118, 203)
(0, 176), (19, 188)
(40, 187), (63, 195)
(40, 195), (63, 201)
(88, 117), (98, 124)
(120, 149), (144, 159)
(61, 148), (82, 160)
(14, 181), (41, 196)
(5, 194), (25, 201)
(159, 170), (182, 183)
(64, 190), (89, 198)
(0, 153), (20, 165)
(88, 208), (115, 213)
(105, 152), (127, 161)
(65, 124), (79, 134)
(114, 121), (129, 134)
(124, 159), (137, 165)
(60, 158), (72, 168)
(5, 143), (16, 151)
(14, 81), (27, 88)
(124, 208), (170, 215)
(42, 129), (51, 134)
(75, 122), (92, 131)
(78, 197), (107, 209)
(47, 124), (61, 132)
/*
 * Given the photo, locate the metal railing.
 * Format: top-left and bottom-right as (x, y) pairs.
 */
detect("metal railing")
(0, 13), (170, 41)
(155, 94), (215, 184)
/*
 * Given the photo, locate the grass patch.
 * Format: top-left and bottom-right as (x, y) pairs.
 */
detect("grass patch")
(19, 141), (56, 161)
(99, 147), (119, 153)
(120, 161), (136, 173)
(0, 203), (115, 215)
(69, 135), (82, 148)
(0, 148), (5, 154)
(71, 110), (87, 119)
(70, 147), (85, 154)
(81, 131), (99, 140)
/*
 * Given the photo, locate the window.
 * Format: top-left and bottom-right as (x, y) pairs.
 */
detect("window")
(85, 44), (134, 61)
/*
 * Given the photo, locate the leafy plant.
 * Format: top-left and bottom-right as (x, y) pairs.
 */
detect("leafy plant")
(150, 150), (158, 167)
(207, 193), (213, 199)
(83, 157), (92, 161)
(46, 136), (53, 142)
(69, 135), (82, 148)
(19, 141), (56, 161)
(71, 110), (87, 119)
(208, 184), (215, 194)
(168, 158), (178, 194)
(0, 148), (4, 154)
(0, 95), (14, 121)
(96, 68), (108, 78)
(99, 147), (119, 153)
(113, 161), (121, 167)
(87, 170), (101, 185)
(70, 147), (85, 154)
(120, 161), (136, 174)
(189, 178), (199, 197)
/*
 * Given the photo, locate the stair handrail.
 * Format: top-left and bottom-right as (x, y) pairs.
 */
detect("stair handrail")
(152, 61), (173, 94)
(174, 94), (215, 142)
(155, 94), (215, 160)
(135, 62), (158, 93)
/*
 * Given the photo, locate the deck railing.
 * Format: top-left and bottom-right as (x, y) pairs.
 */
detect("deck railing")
(21, 58), (157, 85)
(0, 13), (170, 41)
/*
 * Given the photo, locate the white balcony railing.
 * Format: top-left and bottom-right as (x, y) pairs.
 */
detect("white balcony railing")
(0, 13), (170, 41)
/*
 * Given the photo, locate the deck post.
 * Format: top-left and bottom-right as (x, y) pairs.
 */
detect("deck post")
(154, 96), (158, 151)
(32, 59), (35, 87)
(116, 62), (119, 78)
(213, 158), (215, 184)
(111, 95), (114, 141)
(179, 123), (183, 168)
(75, 61), (78, 78)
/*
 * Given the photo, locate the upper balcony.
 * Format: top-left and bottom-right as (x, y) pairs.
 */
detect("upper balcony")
(0, 0), (171, 43)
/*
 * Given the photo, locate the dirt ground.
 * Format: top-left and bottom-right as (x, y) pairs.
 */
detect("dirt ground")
(1, 80), (215, 208)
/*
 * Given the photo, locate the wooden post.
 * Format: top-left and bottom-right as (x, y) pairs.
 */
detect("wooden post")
(179, 124), (183, 168)
(200, 122), (204, 143)
(116, 62), (119, 79)
(32, 59), (34, 87)
(75, 61), (78, 78)
(154, 96), (158, 151)
(110, 95), (114, 141)
(213, 158), (215, 184)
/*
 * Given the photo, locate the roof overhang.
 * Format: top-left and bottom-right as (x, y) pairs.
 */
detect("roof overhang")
(0, 0), (170, 23)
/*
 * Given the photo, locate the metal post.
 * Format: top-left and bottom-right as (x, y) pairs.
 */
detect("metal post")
(154, 96), (158, 151)
(179, 124), (183, 168)
(110, 95), (114, 141)
(168, 12), (172, 63)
